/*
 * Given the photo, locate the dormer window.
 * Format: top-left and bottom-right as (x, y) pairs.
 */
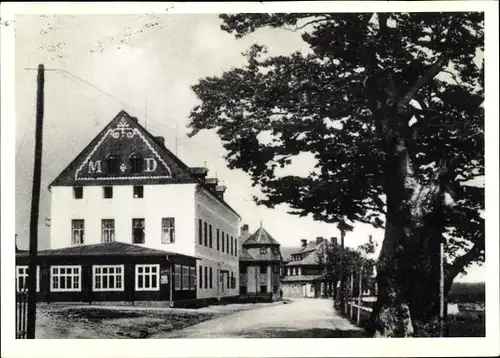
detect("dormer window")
(106, 154), (120, 174)
(73, 187), (83, 199)
(129, 153), (143, 173)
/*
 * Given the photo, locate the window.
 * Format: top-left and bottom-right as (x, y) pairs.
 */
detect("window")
(227, 272), (230, 289)
(240, 286), (247, 295)
(260, 285), (267, 293)
(16, 266), (40, 292)
(230, 271), (234, 289)
(103, 186), (113, 199)
(135, 264), (159, 291)
(190, 267), (196, 290)
(204, 222), (208, 246)
(273, 285), (279, 294)
(260, 247), (267, 255)
(230, 236), (233, 256)
(221, 231), (225, 252)
(51, 266), (81, 292)
(71, 219), (84, 245)
(106, 154), (119, 174)
(161, 218), (175, 244)
(198, 219), (203, 245)
(216, 229), (220, 251)
(199, 266), (203, 289)
(93, 265), (124, 291)
(182, 266), (189, 291)
(101, 219), (115, 243)
(174, 265), (181, 290)
(133, 185), (144, 198)
(272, 247), (279, 255)
(209, 267), (213, 289)
(209, 224), (213, 248)
(73, 187), (83, 199)
(287, 268), (291, 276)
(204, 267), (208, 289)
(297, 267), (302, 276)
(132, 218), (145, 244)
(235, 239), (237, 256)
(129, 153), (143, 173)
(241, 265), (247, 274)
(226, 235), (229, 255)
(273, 265), (279, 274)
(260, 264), (267, 274)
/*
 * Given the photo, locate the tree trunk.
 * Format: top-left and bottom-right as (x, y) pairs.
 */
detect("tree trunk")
(367, 112), (448, 337)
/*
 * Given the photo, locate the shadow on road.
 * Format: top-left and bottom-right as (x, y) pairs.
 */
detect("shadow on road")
(235, 328), (367, 338)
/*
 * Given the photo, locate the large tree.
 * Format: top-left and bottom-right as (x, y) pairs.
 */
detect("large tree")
(188, 13), (484, 337)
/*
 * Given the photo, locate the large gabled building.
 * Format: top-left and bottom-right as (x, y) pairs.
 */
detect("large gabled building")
(15, 110), (241, 306)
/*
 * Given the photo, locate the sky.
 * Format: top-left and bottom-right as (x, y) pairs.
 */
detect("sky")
(14, 13), (484, 282)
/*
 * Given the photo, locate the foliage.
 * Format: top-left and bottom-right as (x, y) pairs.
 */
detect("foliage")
(188, 13), (484, 282)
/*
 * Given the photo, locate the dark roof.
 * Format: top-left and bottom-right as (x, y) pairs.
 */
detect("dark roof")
(243, 227), (280, 246)
(239, 248), (256, 260)
(48, 110), (240, 218)
(280, 247), (300, 261)
(281, 275), (326, 283)
(285, 251), (321, 266)
(15, 241), (198, 259)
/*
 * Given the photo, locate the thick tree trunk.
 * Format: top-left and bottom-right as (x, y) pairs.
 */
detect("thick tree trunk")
(367, 115), (447, 337)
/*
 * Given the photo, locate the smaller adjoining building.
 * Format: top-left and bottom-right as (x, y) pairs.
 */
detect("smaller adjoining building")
(238, 224), (282, 301)
(281, 237), (337, 299)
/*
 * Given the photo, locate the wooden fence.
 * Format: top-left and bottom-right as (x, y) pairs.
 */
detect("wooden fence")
(16, 290), (28, 339)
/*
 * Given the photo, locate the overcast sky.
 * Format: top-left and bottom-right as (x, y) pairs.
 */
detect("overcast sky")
(14, 13), (484, 282)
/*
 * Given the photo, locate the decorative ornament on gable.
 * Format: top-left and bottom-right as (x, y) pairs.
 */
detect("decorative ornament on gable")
(120, 163), (127, 173)
(111, 118), (136, 139)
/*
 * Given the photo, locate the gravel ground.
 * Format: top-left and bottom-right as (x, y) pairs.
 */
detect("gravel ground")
(151, 298), (364, 338)
(34, 301), (284, 339)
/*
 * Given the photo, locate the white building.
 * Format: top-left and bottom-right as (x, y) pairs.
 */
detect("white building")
(35, 110), (241, 304)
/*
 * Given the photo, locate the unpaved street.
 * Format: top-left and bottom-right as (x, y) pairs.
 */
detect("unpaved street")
(151, 298), (364, 338)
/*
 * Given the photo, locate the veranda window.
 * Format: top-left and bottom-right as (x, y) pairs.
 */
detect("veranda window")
(93, 265), (124, 291)
(135, 264), (159, 291)
(51, 266), (81, 292)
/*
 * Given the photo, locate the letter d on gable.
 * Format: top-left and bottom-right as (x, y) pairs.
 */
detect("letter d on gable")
(144, 158), (158, 172)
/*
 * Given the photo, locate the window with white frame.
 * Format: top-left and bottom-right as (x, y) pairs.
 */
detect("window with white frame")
(174, 265), (181, 290)
(161, 218), (175, 244)
(182, 266), (189, 290)
(71, 219), (84, 245)
(16, 266), (40, 292)
(101, 219), (115, 243)
(189, 267), (196, 290)
(93, 265), (124, 291)
(135, 264), (159, 291)
(51, 266), (81, 292)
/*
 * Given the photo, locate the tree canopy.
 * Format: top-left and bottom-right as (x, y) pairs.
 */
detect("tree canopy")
(188, 13), (484, 280)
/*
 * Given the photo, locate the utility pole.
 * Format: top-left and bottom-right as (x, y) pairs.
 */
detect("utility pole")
(439, 240), (445, 337)
(26, 64), (45, 339)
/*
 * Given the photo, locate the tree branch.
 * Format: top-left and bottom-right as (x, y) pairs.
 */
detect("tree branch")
(397, 16), (458, 112)
(283, 16), (330, 32)
(444, 242), (484, 293)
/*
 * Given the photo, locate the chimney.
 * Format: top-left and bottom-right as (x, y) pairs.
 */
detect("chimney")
(316, 237), (324, 245)
(189, 167), (208, 182)
(131, 116), (138, 122)
(215, 185), (226, 199)
(205, 177), (218, 192)
(301, 239), (307, 248)
(241, 224), (249, 238)
(155, 136), (165, 146)
(330, 237), (338, 245)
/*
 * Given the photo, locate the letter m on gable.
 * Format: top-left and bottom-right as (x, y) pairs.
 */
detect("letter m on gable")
(88, 160), (102, 174)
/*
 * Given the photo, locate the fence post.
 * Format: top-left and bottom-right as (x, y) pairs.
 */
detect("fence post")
(357, 265), (363, 326)
(349, 271), (354, 320)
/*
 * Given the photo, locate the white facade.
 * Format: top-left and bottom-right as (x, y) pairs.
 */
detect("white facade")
(194, 188), (240, 299)
(50, 184), (198, 257)
(50, 183), (240, 300)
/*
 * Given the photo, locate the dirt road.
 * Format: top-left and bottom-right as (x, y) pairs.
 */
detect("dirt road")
(151, 298), (364, 338)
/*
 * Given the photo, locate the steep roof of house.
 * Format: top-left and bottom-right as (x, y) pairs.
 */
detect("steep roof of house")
(239, 248), (256, 260)
(285, 250), (321, 266)
(15, 241), (198, 259)
(281, 275), (326, 283)
(243, 227), (280, 246)
(280, 247), (300, 261)
(48, 110), (240, 218)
